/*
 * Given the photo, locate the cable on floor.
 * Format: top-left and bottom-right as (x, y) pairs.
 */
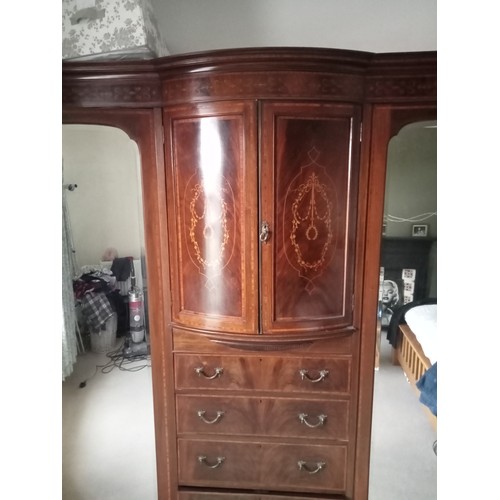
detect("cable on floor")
(78, 340), (151, 388)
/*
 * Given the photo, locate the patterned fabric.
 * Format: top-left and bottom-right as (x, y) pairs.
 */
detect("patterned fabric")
(80, 292), (114, 333)
(62, 0), (169, 60)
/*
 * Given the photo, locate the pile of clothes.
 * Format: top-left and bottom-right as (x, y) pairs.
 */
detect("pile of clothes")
(73, 258), (132, 336)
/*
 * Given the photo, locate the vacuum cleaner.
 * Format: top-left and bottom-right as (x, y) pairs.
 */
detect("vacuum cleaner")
(123, 259), (149, 358)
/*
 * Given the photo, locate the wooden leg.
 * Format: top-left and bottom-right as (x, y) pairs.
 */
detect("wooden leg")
(391, 346), (399, 365)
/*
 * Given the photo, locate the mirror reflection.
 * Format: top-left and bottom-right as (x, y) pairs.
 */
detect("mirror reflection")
(62, 124), (157, 499)
(379, 120), (437, 327)
(369, 120), (437, 500)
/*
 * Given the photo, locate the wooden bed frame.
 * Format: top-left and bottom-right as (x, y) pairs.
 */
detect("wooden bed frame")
(392, 323), (437, 429)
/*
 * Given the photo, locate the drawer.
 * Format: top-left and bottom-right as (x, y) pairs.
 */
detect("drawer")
(177, 394), (349, 441)
(174, 354), (351, 394)
(178, 491), (335, 499)
(178, 438), (347, 493)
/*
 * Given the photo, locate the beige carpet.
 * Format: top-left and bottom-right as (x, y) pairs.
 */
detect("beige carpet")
(62, 341), (158, 500)
(62, 337), (436, 499)
(369, 337), (437, 499)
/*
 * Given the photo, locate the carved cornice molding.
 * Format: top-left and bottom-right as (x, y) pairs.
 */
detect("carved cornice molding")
(62, 75), (435, 107)
(365, 51), (436, 102)
(61, 48), (436, 107)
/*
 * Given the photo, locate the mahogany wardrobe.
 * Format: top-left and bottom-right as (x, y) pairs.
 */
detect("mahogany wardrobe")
(63, 47), (436, 500)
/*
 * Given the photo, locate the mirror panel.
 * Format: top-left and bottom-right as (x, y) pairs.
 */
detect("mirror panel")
(383, 120), (437, 239)
(369, 119), (437, 499)
(62, 108), (173, 495)
(62, 124), (145, 269)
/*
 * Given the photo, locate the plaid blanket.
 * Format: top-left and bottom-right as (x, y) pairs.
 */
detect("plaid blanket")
(80, 292), (114, 333)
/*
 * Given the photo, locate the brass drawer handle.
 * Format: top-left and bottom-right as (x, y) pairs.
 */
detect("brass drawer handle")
(197, 410), (225, 424)
(198, 455), (225, 469)
(298, 413), (327, 428)
(195, 366), (224, 379)
(299, 369), (329, 383)
(298, 460), (326, 474)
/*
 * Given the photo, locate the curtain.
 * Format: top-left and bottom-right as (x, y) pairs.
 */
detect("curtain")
(62, 189), (78, 381)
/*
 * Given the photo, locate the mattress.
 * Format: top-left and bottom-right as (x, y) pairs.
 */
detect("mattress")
(404, 304), (437, 364)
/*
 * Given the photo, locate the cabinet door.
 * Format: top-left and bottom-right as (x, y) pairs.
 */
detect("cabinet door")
(260, 102), (361, 334)
(164, 101), (259, 334)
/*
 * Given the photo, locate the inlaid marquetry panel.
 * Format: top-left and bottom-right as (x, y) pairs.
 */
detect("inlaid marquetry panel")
(260, 102), (361, 334)
(365, 76), (437, 102)
(162, 72), (364, 104)
(164, 101), (258, 334)
(62, 81), (162, 107)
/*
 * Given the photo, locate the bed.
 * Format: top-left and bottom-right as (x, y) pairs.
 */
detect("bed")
(386, 298), (437, 428)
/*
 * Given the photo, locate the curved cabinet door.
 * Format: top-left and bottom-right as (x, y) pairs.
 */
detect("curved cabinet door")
(164, 101), (259, 334)
(260, 102), (362, 335)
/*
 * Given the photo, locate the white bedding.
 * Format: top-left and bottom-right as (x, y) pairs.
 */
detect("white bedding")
(404, 304), (437, 364)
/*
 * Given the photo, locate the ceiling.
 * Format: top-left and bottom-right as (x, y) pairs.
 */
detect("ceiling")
(150, 0), (437, 56)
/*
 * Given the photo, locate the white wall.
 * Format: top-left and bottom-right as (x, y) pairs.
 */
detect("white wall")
(151, 0), (437, 55)
(383, 121), (437, 297)
(62, 125), (145, 270)
(384, 122), (437, 238)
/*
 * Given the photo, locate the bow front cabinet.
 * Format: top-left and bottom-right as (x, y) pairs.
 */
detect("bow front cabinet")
(165, 99), (361, 338)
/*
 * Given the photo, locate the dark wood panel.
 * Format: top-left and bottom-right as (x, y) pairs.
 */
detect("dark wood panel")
(260, 102), (361, 334)
(177, 394), (349, 441)
(365, 52), (437, 103)
(62, 48), (436, 108)
(174, 354), (351, 394)
(62, 60), (161, 107)
(172, 327), (354, 355)
(178, 491), (341, 499)
(178, 439), (347, 493)
(164, 101), (259, 334)
(162, 71), (364, 104)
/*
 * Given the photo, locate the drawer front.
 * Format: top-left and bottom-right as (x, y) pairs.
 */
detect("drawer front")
(174, 354), (351, 394)
(177, 394), (349, 441)
(178, 438), (347, 493)
(178, 492), (333, 499)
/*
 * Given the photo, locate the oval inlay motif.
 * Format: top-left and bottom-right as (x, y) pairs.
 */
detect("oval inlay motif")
(185, 175), (235, 290)
(284, 148), (337, 291)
